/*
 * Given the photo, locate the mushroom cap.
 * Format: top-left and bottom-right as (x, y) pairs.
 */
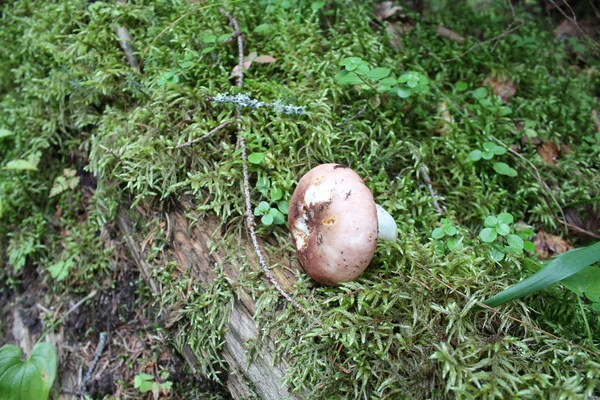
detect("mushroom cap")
(288, 164), (378, 285)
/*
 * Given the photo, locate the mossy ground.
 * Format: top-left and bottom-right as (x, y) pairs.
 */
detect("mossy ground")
(0, 0), (599, 398)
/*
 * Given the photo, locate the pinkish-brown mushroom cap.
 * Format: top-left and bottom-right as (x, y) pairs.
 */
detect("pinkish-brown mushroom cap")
(288, 164), (378, 285)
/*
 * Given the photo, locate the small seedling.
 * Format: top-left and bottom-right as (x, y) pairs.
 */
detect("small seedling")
(133, 371), (172, 397)
(479, 212), (533, 261)
(335, 57), (429, 99)
(253, 176), (289, 226)
(469, 142), (517, 177)
(431, 218), (462, 251)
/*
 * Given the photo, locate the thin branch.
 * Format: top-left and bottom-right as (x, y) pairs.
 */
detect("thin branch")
(83, 332), (108, 384)
(112, 26), (139, 72)
(218, 7), (306, 313)
(419, 165), (444, 215)
(442, 19), (523, 62)
(548, 0), (600, 54)
(443, 0), (522, 62)
(174, 120), (232, 149)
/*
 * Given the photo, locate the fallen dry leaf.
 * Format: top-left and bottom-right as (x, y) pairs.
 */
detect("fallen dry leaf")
(254, 55), (276, 63)
(483, 75), (516, 103)
(534, 230), (573, 259)
(374, 1), (403, 20)
(538, 141), (560, 164)
(436, 26), (465, 44)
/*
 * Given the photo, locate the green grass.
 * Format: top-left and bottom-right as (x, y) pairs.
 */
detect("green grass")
(1, 0), (599, 398)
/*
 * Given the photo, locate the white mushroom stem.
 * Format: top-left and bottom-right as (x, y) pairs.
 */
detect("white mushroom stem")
(375, 204), (398, 242)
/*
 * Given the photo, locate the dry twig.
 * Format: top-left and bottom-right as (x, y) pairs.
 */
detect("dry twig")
(218, 7), (305, 312)
(83, 332), (108, 385)
(443, 0), (523, 62)
(174, 120), (232, 149)
(112, 26), (139, 71)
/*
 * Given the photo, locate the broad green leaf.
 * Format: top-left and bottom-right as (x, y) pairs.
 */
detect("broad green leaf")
(469, 150), (482, 161)
(269, 208), (285, 225)
(261, 214), (274, 226)
(247, 152), (265, 164)
(481, 151), (494, 160)
(311, 1), (326, 11)
(4, 159), (38, 171)
(431, 227), (445, 239)
(366, 67), (391, 81)
(0, 342), (57, 400)
(455, 81), (468, 91)
(257, 201), (270, 213)
(0, 128), (14, 139)
(335, 70), (363, 85)
(561, 266), (600, 303)
(444, 225), (457, 236)
(479, 228), (497, 242)
(270, 188), (283, 201)
(496, 223), (510, 236)
(397, 87), (412, 98)
(523, 240), (536, 253)
(484, 216), (498, 227)
(277, 200), (289, 215)
(493, 162), (518, 177)
(497, 212), (514, 224)
(473, 87), (488, 99)
(201, 46), (216, 54)
(201, 35), (216, 44)
(506, 234), (524, 250)
(489, 246), (505, 262)
(339, 57), (363, 71)
(491, 145), (507, 155)
(525, 128), (537, 138)
(483, 241), (600, 308)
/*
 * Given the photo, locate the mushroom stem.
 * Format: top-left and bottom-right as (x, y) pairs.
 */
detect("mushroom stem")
(375, 204), (398, 242)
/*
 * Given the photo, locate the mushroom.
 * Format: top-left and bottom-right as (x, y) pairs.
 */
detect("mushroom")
(288, 163), (398, 285)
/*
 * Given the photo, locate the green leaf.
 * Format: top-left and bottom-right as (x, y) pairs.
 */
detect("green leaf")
(0, 342), (57, 400)
(261, 214), (274, 225)
(0, 128), (14, 139)
(523, 240), (536, 253)
(472, 87), (488, 99)
(47, 258), (74, 281)
(201, 46), (216, 54)
(247, 152), (265, 164)
(525, 128), (537, 138)
(257, 201), (270, 214)
(484, 216), (498, 227)
(483, 241), (600, 308)
(253, 24), (271, 33)
(134, 373), (154, 389)
(499, 106), (512, 116)
(269, 208), (285, 225)
(446, 237), (462, 251)
(481, 151), (494, 160)
(444, 225), (457, 236)
(311, 0), (326, 11)
(4, 159), (38, 171)
(493, 162), (518, 177)
(489, 246), (505, 262)
(270, 188), (283, 201)
(468, 150), (482, 161)
(339, 57), (363, 71)
(506, 234), (524, 250)
(561, 266), (600, 302)
(335, 70), (363, 85)
(455, 81), (468, 91)
(479, 228), (497, 242)
(366, 67), (391, 81)
(277, 200), (289, 215)
(201, 34), (217, 44)
(397, 87), (412, 98)
(497, 212), (514, 224)
(496, 223), (510, 236)
(431, 227), (445, 239)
